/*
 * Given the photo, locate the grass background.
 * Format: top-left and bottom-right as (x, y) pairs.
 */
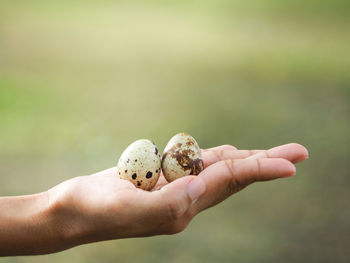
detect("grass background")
(0, 0), (349, 262)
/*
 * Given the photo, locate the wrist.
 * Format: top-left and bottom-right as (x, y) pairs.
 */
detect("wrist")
(46, 183), (94, 250)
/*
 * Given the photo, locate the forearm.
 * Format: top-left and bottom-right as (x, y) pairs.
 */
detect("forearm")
(0, 192), (66, 256)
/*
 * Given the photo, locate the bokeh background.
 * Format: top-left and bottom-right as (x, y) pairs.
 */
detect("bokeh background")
(1, 0), (349, 262)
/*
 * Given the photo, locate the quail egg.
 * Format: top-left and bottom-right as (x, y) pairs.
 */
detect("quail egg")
(117, 139), (161, 190)
(161, 132), (204, 182)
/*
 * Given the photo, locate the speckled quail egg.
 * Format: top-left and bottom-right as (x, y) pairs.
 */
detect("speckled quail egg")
(117, 139), (161, 191)
(161, 132), (204, 182)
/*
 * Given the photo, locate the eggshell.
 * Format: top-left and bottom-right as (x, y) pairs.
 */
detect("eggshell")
(161, 133), (204, 182)
(117, 139), (161, 190)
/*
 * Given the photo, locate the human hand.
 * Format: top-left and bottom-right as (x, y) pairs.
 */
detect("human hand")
(47, 143), (308, 251)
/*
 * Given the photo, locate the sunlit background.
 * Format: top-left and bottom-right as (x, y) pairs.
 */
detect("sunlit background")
(1, 0), (349, 262)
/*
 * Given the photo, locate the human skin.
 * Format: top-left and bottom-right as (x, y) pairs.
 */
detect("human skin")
(0, 143), (308, 256)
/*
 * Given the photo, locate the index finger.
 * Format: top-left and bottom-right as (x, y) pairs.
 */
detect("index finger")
(202, 143), (309, 168)
(190, 158), (296, 215)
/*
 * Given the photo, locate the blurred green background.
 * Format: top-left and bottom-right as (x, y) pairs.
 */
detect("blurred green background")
(1, 0), (349, 262)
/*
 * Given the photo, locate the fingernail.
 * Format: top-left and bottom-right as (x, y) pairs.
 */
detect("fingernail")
(187, 178), (206, 203)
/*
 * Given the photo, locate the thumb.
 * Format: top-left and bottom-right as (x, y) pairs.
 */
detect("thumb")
(147, 176), (206, 222)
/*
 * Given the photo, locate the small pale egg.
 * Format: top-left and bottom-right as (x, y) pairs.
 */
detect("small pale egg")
(117, 139), (161, 191)
(161, 132), (204, 182)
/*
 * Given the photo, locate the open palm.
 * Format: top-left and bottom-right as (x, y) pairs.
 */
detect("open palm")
(47, 143), (308, 250)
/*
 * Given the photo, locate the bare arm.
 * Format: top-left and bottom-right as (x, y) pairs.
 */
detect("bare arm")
(0, 192), (64, 255)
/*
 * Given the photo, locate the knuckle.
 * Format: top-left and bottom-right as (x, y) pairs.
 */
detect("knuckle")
(165, 220), (189, 235)
(166, 198), (188, 221)
(221, 144), (237, 151)
(224, 160), (239, 193)
(187, 207), (197, 219)
(226, 178), (239, 195)
(212, 149), (225, 162)
(111, 193), (133, 210)
(223, 159), (241, 193)
(263, 150), (270, 158)
(256, 159), (262, 177)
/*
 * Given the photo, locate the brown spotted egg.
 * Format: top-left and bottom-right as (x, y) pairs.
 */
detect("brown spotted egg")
(117, 139), (161, 191)
(161, 133), (204, 182)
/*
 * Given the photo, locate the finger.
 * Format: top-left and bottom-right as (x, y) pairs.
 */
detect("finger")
(203, 143), (309, 168)
(203, 149), (263, 168)
(191, 158), (295, 214)
(141, 176), (205, 223)
(122, 175), (205, 235)
(246, 143), (309, 163)
(201, 144), (237, 153)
